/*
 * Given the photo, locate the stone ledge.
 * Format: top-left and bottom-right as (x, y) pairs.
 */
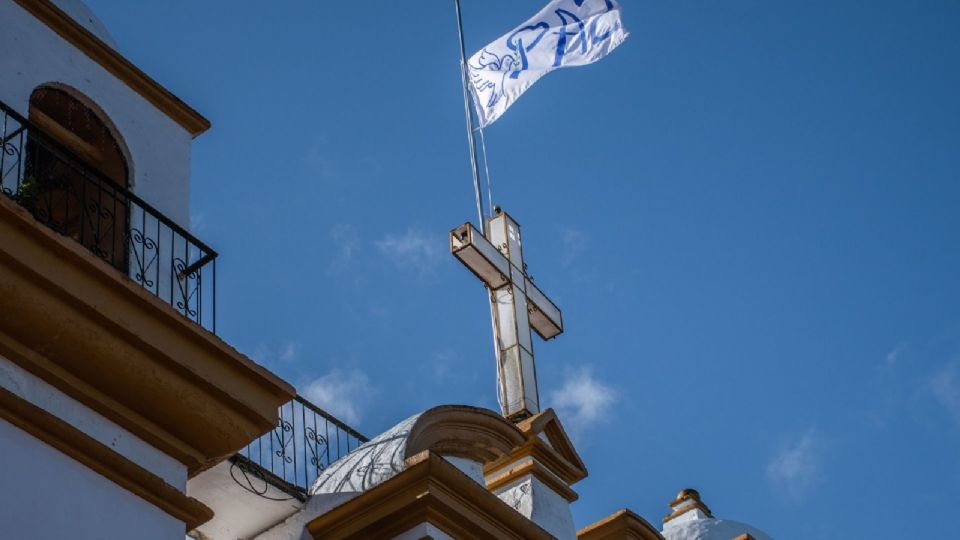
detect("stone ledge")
(0, 196), (295, 474)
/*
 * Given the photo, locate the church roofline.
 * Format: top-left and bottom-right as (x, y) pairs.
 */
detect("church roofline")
(306, 451), (554, 540)
(310, 405), (526, 496)
(578, 508), (665, 540)
(483, 408), (588, 487)
(13, 0), (212, 137)
(407, 404), (526, 463)
(514, 407), (587, 476)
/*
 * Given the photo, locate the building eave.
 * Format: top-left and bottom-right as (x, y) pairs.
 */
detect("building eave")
(578, 509), (665, 540)
(0, 196), (295, 475)
(306, 452), (554, 540)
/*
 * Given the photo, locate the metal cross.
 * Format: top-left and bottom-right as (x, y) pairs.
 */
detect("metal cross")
(450, 209), (563, 421)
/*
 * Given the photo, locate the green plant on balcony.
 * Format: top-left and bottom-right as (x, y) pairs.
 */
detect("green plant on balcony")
(13, 172), (76, 226)
(13, 174), (42, 211)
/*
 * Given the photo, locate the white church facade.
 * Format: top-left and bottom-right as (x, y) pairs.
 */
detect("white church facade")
(0, 1), (773, 539)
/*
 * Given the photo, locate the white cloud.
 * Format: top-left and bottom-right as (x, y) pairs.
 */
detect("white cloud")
(549, 366), (617, 438)
(561, 229), (588, 266)
(300, 369), (374, 426)
(375, 228), (443, 274)
(931, 361), (960, 425)
(253, 340), (302, 366)
(327, 224), (360, 274)
(766, 430), (821, 499)
(883, 342), (907, 371)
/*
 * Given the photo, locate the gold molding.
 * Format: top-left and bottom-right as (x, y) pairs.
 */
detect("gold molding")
(306, 452), (553, 540)
(485, 457), (579, 502)
(516, 409), (587, 474)
(406, 405), (526, 464)
(12, 0), (211, 137)
(0, 196), (294, 475)
(663, 488), (713, 524)
(578, 509), (664, 540)
(662, 502), (712, 524)
(0, 386), (213, 531)
(484, 436), (585, 486)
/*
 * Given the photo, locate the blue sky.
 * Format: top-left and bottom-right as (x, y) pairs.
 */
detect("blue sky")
(85, 1), (960, 537)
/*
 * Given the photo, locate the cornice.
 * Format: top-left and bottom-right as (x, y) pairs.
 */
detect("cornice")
(578, 509), (665, 540)
(485, 457), (579, 502)
(514, 408), (588, 478)
(484, 436), (586, 486)
(407, 405), (526, 464)
(306, 452), (553, 540)
(12, 0), (211, 137)
(0, 386), (213, 531)
(0, 196), (294, 474)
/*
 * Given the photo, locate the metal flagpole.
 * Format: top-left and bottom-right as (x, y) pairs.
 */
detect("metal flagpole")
(453, 0), (507, 416)
(477, 125), (494, 219)
(454, 0), (486, 234)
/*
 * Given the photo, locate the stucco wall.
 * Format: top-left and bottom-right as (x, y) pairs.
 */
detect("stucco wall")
(0, 417), (185, 540)
(0, 0), (195, 226)
(492, 473), (577, 540)
(0, 355), (187, 489)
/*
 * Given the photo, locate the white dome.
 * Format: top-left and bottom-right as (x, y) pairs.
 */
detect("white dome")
(663, 518), (773, 540)
(51, 0), (117, 48)
(660, 489), (772, 540)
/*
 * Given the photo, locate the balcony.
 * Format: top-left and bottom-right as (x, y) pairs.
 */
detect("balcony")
(0, 99), (295, 477)
(185, 394), (369, 538)
(234, 396), (370, 499)
(0, 100), (216, 332)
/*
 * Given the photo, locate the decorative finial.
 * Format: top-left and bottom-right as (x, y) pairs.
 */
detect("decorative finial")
(663, 487), (713, 524)
(675, 488), (701, 503)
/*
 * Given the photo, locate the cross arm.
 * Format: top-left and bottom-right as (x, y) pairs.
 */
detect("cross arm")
(450, 222), (564, 341)
(450, 223), (510, 289)
(525, 278), (563, 340)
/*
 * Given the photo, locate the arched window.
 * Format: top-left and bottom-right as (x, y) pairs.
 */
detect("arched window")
(23, 87), (129, 271)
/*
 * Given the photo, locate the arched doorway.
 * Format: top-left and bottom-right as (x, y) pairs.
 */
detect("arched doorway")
(23, 86), (130, 271)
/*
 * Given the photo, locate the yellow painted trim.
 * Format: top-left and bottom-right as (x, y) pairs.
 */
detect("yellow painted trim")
(406, 405), (526, 463)
(662, 501), (713, 524)
(12, 0), (211, 137)
(306, 452), (553, 540)
(0, 386), (214, 531)
(663, 489), (713, 523)
(484, 436), (585, 486)
(485, 457), (579, 502)
(0, 195), (294, 475)
(517, 408), (588, 478)
(578, 509), (664, 540)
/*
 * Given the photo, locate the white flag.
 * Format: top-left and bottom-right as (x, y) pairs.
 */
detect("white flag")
(467, 0), (629, 128)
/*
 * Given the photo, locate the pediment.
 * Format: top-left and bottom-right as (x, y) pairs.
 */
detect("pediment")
(514, 408), (587, 482)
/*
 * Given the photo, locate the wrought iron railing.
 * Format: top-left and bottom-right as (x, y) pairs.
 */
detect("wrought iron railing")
(0, 101), (217, 332)
(233, 396), (369, 499)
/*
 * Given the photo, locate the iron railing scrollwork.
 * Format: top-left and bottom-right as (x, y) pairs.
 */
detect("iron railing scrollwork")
(236, 396), (369, 498)
(0, 100), (217, 332)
